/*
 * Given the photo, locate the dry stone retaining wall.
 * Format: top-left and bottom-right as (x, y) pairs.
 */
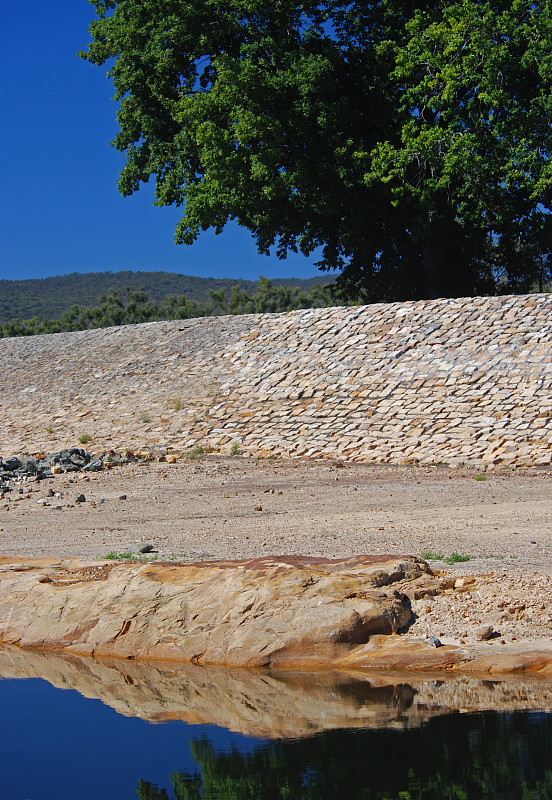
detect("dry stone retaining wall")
(1, 294), (551, 467)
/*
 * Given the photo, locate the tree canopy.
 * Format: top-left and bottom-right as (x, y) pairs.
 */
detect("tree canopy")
(0, 280), (342, 338)
(82, 0), (552, 300)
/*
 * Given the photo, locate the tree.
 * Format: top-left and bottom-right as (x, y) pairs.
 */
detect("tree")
(81, 1), (551, 300)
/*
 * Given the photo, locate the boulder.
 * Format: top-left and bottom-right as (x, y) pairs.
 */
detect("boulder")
(0, 555), (427, 667)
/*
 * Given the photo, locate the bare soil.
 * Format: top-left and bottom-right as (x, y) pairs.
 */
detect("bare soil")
(1, 456), (551, 650)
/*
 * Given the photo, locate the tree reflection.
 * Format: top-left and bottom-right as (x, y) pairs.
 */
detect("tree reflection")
(137, 712), (552, 799)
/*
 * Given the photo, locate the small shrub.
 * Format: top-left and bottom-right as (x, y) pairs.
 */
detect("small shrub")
(444, 552), (471, 564)
(474, 474), (487, 481)
(47, 424), (53, 434)
(170, 398), (182, 411)
(78, 433), (92, 444)
(140, 412), (150, 424)
(230, 441), (241, 456)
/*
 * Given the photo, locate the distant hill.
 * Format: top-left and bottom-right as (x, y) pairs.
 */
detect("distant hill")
(0, 270), (336, 324)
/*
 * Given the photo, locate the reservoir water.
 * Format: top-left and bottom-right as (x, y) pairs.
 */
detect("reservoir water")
(1, 646), (551, 800)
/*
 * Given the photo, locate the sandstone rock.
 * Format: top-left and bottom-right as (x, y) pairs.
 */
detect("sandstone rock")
(0, 555), (427, 668)
(0, 556), (551, 676)
(477, 625), (495, 641)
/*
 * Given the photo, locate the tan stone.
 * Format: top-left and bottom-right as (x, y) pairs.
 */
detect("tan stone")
(1, 556), (551, 677)
(0, 555), (427, 668)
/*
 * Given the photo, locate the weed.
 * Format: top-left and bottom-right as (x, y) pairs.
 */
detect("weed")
(170, 398), (182, 411)
(230, 441), (242, 456)
(78, 433), (92, 445)
(420, 551), (445, 561)
(140, 412), (150, 424)
(105, 550), (134, 560)
(47, 424), (53, 434)
(474, 474), (487, 481)
(186, 445), (205, 460)
(104, 550), (157, 562)
(444, 552), (471, 564)
(420, 551), (471, 564)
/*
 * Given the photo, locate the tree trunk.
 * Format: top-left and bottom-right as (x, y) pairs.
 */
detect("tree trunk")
(422, 217), (474, 299)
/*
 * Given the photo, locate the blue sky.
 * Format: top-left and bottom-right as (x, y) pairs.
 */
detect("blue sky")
(0, 1), (324, 282)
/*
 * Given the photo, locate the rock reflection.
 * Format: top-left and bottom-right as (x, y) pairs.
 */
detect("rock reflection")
(0, 645), (550, 739)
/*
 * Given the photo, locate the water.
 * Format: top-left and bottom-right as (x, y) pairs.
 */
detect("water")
(1, 648), (551, 800)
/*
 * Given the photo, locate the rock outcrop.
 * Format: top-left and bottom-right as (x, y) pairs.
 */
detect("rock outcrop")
(1, 555), (551, 675)
(0, 555), (426, 667)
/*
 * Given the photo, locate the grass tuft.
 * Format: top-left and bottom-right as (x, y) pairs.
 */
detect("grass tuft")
(420, 551), (471, 564)
(444, 552), (471, 564)
(420, 551), (445, 561)
(104, 550), (157, 562)
(186, 445), (205, 460)
(105, 550), (134, 560)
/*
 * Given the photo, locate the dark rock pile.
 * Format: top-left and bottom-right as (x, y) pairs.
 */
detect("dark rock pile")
(0, 448), (136, 492)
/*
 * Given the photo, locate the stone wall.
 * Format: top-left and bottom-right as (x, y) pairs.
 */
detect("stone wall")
(1, 294), (551, 467)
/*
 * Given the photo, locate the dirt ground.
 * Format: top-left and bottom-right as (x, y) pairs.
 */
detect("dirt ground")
(1, 456), (551, 649)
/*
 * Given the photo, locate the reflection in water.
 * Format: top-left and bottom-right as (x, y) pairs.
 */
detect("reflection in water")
(1, 646), (552, 799)
(137, 714), (552, 799)
(1, 645), (551, 738)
